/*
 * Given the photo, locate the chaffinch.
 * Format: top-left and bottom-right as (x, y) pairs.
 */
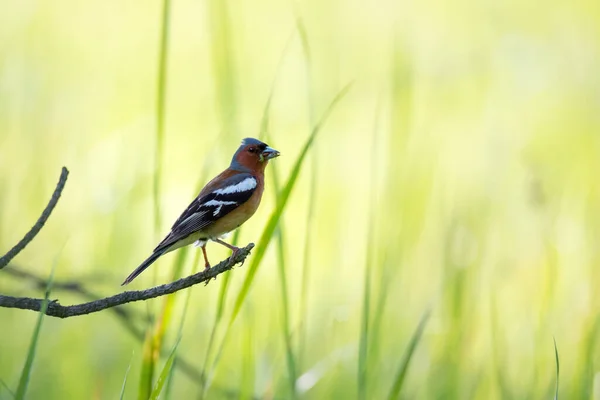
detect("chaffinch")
(122, 138), (280, 285)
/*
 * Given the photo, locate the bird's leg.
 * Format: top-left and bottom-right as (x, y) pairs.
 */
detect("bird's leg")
(201, 244), (211, 270)
(212, 238), (242, 262)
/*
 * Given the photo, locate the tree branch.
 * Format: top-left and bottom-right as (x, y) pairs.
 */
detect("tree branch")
(0, 243), (254, 318)
(4, 266), (114, 297)
(0, 167), (69, 270)
(3, 264), (150, 331)
(1, 264), (237, 396)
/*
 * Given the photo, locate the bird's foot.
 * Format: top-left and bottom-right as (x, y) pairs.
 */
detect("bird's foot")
(203, 262), (217, 286)
(204, 274), (218, 286)
(228, 247), (243, 265)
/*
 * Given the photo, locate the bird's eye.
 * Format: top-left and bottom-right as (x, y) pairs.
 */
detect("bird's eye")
(248, 147), (256, 153)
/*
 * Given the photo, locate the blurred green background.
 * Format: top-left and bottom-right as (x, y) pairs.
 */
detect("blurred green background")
(1, 0), (600, 399)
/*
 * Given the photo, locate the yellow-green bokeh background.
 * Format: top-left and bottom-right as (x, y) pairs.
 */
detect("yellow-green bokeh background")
(1, 0), (600, 398)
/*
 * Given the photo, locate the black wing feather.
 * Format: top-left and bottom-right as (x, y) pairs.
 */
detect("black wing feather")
(154, 174), (256, 252)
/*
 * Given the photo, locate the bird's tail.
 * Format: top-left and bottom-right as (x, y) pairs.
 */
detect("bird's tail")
(121, 251), (163, 286)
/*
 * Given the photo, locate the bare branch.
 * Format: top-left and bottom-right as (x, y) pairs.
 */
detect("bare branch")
(3, 264), (150, 332)
(0, 243), (254, 318)
(0, 167), (69, 270)
(2, 265), (232, 395)
(4, 265), (113, 296)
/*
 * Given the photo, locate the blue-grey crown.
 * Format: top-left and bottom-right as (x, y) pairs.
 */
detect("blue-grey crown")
(240, 138), (267, 147)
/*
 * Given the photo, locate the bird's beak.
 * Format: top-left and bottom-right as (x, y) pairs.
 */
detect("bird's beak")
(262, 146), (280, 160)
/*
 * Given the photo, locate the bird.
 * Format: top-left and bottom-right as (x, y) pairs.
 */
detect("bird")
(122, 138), (280, 285)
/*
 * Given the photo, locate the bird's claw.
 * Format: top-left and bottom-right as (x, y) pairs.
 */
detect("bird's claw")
(203, 264), (217, 286)
(204, 275), (218, 286)
(229, 248), (242, 264)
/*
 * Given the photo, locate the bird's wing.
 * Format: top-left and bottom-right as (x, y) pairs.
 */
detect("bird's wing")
(154, 173), (257, 252)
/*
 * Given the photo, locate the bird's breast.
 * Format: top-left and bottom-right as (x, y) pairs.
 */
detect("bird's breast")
(204, 182), (264, 238)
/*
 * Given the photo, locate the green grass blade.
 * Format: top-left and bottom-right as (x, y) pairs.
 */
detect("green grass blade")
(257, 32), (294, 143)
(358, 195), (377, 397)
(150, 337), (181, 400)
(15, 259), (58, 400)
(554, 337), (560, 400)
(295, 14), (312, 73)
(262, 77), (297, 395)
(258, 49), (298, 398)
(138, 329), (155, 400)
(119, 352), (135, 400)
(294, 13), (315, 123)
(208, 0), (238, 137)
(358, 94), (384, 398)
(0, 377), (15, 399)
(269, 163), (297, 398)
(228, 83), (353, 326)
(138, 248), (188, 400)
(294, 12), (317, 371)
(387, 309), (431, 400)
(358, 105), (381, 398)
(240, 311), (255, 399)
(490, 294), (513, 399)
(153, 0), (171, 237)
(275, 226), (297, 398)
(358, 251), (372, 400)
(369, 259), (393, 373)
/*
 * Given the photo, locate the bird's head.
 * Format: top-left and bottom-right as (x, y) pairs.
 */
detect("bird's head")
(230, 138), (280, 172)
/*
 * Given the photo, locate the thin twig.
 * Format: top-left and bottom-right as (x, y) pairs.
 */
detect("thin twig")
(2, 265), (247, 397)
(0, 244), (254, 318)
(3, 265), (150, 333)
(4, 266), (113, 296)
(0, 167), (69, 270)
